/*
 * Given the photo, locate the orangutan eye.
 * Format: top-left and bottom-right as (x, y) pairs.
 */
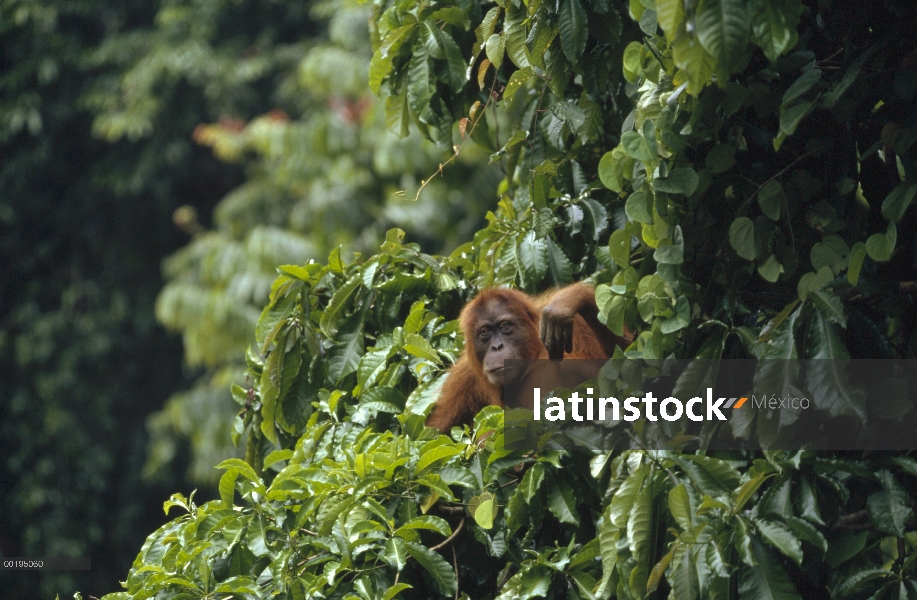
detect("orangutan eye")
(479, 326), (491, 337)
(499, 321), (511, 332)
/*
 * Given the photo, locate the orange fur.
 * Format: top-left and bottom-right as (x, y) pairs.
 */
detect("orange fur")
(426, 284), (630, 430)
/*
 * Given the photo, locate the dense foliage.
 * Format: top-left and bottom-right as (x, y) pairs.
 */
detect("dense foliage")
(0, 0), (253, 596)
(105, 0), (917, 599)
(104, 0), (501, 482)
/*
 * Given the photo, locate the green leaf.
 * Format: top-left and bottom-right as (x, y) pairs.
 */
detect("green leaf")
(796, 266), (833, 300)
(809, 289), (846, 327)
(655, 226), (685, 265)
(639, 8), (658, 35)
(847, 242), (867, 286)
(502, 67), (533, 104)
(782, 68), (822, 107)
(385, 78), (411, 138)
(383, 537), (408, 571)
(521, 462), (546, 502)
(382, 583), (413, 600)
(647, 548), (674, 596)
(627, 484), (653, 595)
(622, 130), (657, 164)
(626, 190), (653, 223)
(396, 515), (452, 537)
(865, 222), (897, 262)
(706, 144), (736, 173)
(671, 454), (741, 496)
(406, 542), (457, 596)
(369, 25), (416, 93)
(811, 234), (850, 276)
(551, 101), (587, 139)
(779, 100), (814, 136)
(737, 538), (803, 600)
(652, 167), (699, 196)
(216, 459), (263, 489)
(485, 33), (505, 70)
(695, 0), (750, 69)
(428, 7), (470, 28)
(867, 470), (913, 537)
(327, 298), (369, 383)
(610, 463), (648, 527)
(729, 217), (757, 260)
(218, 469), (239, 509)
(750, 0), (802, 62)
(577, 92), (603, 143)
(783, 516), (827, 554)
(835, 568), (891, 597)
(807, 317), (868, 421)
(415, 445), (461, 474)
(403, 333), (442, 364)
(498, 565), (553, 599)
(670, 543), (700, 600)
(757, 254), (784, 283)
(881, 181), (917, 222)
(595, 511), (620, 598)
(660, 295), (690, 333)
(757, 180), (784, 221)
(732, 472), (773, 513)
(755, 519), (803, 565)
(406, 48), (434, 118)
(504, 3), (532, 69)
(668, 484), (693, 530)
(545, 237), (574, 286)
(656, 0), (686, 40)
(515, 231), (549, 290)
(437, 29), (468, 91)
(546, 471), (580, 525)
(580, 197), (609, 242)
(471, 496), (496, 529)
(823, 45), (879, 108)
(319, 273), (362, 337)
(558, 0), (588, 62)
(361, 386), (407, 414)
(670, 27), (717, 93)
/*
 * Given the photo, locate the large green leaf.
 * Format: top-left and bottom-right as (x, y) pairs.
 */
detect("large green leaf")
(669, 543), (700, 600)
(405, 542), (457, 596)
(867, 470), (913, 537)
(545, 238), (574, 286)
(326, 296), (370, 383)
(728, 217), (757, 260)
(652, 168), (699, 196)
(750, 0), (802, 62)
(695, 0), (749, 69)
(546, 470), (580, 525)
(755, 519), (803, 565)
(485, 33), (505, 69)
(319, 273), (363, 337)
(595, 509), (620, 598)
(558, 0), (588, 62)
(515, 231), (549, 291)
(383, 537), (408, 571)
(622, 130), (657, 164)
(406, 49), (434, 119)
(610, 463), (648, 527)
(671, 455), (741, 497)
(757, 180), (784, 221)
(504, 3), (532, 69)
(737, 538), (803, 600)
(668, 484), (693, 530)
(806, 311), (867, 420)
(881, 181), (917, 222)
(865, 222), (897, 262)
